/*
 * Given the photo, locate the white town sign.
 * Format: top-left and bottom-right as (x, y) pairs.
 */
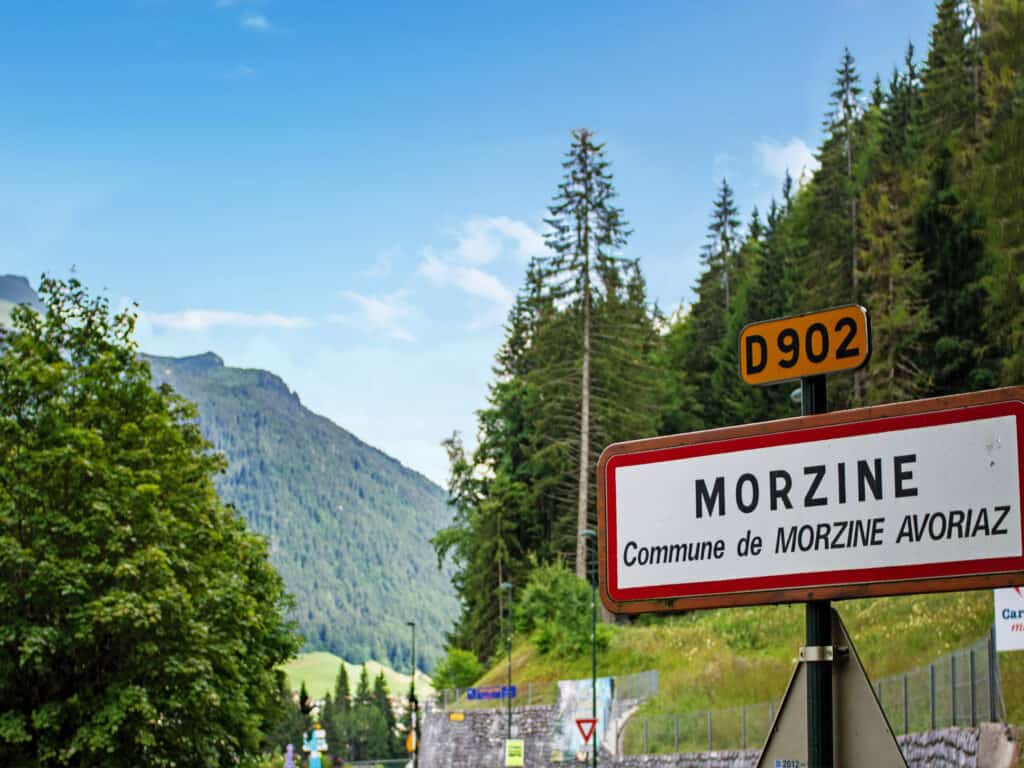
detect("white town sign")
(597, 388), (1024, 614)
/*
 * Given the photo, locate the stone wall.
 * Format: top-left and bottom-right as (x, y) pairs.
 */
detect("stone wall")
(419, 704), (560, 768)
(419, 703), (1016, 768)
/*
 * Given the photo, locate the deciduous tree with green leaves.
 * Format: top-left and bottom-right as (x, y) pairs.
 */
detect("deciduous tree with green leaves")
(0, 277), (300, 767)
(431, 648), (485, 691)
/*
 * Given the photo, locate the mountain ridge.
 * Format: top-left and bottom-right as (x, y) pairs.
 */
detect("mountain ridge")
(144, 350), (458, 670)
(1, 276), (456, 670)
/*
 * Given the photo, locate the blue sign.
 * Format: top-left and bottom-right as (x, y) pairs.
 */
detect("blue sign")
(467, 685), (517, 700)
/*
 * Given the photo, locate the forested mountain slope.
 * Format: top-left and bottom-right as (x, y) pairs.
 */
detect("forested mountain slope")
(145, 352), (457, 670)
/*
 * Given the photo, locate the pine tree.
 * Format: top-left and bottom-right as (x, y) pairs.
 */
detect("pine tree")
(334, 663), (351, 714)
(356, 665), (371, 706)
(830, 49), (864, 360)
(914, 0), (995, 394)
(883, 44), (922, 161)
(871, 74), (884, 108)
(705, 179), (743, 311)
(857, 169), (933, 402)
(976, 0), (1024, 383)
(709, 207), (768, 426)
(679, 179), (742, 428)
(541, 128), (633, 579)
(920, 0), (975, 149)
(372, 671), (399, 755)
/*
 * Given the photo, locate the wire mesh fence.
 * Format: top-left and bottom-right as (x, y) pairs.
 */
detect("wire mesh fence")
(621, 702), (779, 754)
(622, 629), (1003, 755)
(873, 631), (1002, 735)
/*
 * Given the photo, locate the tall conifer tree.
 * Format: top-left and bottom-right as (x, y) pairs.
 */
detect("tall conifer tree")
(541, 128), (633, 579)
(334, 663), (351, 714)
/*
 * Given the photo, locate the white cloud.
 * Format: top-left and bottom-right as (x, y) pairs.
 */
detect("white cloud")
(420, 250), (515, 308)
(451, 216), (547, 265)
(416, 215), (544, 327)
(756, 138), (820, 187)
(145, 309), (311, 331)
(240, 12), (270, 30)
(334, 291), (414, 342)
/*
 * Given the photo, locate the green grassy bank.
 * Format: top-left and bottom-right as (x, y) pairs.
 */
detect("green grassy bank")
(472, 590), (1024, 751)
(282, 651), (433, 700)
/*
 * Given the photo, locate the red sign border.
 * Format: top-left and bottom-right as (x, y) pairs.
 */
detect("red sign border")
(597, 387), (1024, 614)
(575, 718), (597, 744)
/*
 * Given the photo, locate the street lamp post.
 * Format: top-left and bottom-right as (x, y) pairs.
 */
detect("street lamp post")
(582, 530), (598, 768)
(406, 621), (418, 768)
(499, 581), (514, 741)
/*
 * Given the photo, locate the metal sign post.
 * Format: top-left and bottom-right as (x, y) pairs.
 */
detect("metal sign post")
(802, 374), (832, 768)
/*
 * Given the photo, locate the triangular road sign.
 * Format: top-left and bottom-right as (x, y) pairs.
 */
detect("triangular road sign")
(576, 718), (597, 744)
(756, 608), (907, 768)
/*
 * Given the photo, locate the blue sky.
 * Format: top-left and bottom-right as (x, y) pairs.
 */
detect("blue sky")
(3, 1), (937, 485)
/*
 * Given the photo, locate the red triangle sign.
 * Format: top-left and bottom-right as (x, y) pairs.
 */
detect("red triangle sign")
(575, 718), (597, 744)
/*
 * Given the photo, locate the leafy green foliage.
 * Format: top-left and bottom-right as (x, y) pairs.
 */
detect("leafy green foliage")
(0, 277), (301, 767)
(431, 648), (485, 690)
(516, 563), (610, 657)
(145, 351), (458, 671)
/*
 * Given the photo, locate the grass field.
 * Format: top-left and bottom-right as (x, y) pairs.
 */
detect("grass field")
(472, 589), (1024, 746)
(282, 651), (433, 700)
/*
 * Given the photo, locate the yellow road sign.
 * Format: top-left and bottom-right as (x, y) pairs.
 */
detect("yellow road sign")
(504, 738), (524, 767)
(739, 305), (870, 386)
(406, 731), (417, 753)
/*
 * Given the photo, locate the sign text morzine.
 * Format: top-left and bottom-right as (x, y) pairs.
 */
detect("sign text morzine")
(597, 389), (1024, 614)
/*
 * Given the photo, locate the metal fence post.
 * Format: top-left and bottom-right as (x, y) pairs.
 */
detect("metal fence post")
(951, 654), (958, 726)
(674, 716), (679, 753)
(707, 710), (713, 752)
(877, 680), (883, 705)
(643, 718), (649, 754)
(742, 705), (747, 749)
(769, 702), (775, 724)
(989, 626), (998, 722)
(929, 664), (936, 730)
(970, 649), (977, 727)
(903, 673), (909, 734)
